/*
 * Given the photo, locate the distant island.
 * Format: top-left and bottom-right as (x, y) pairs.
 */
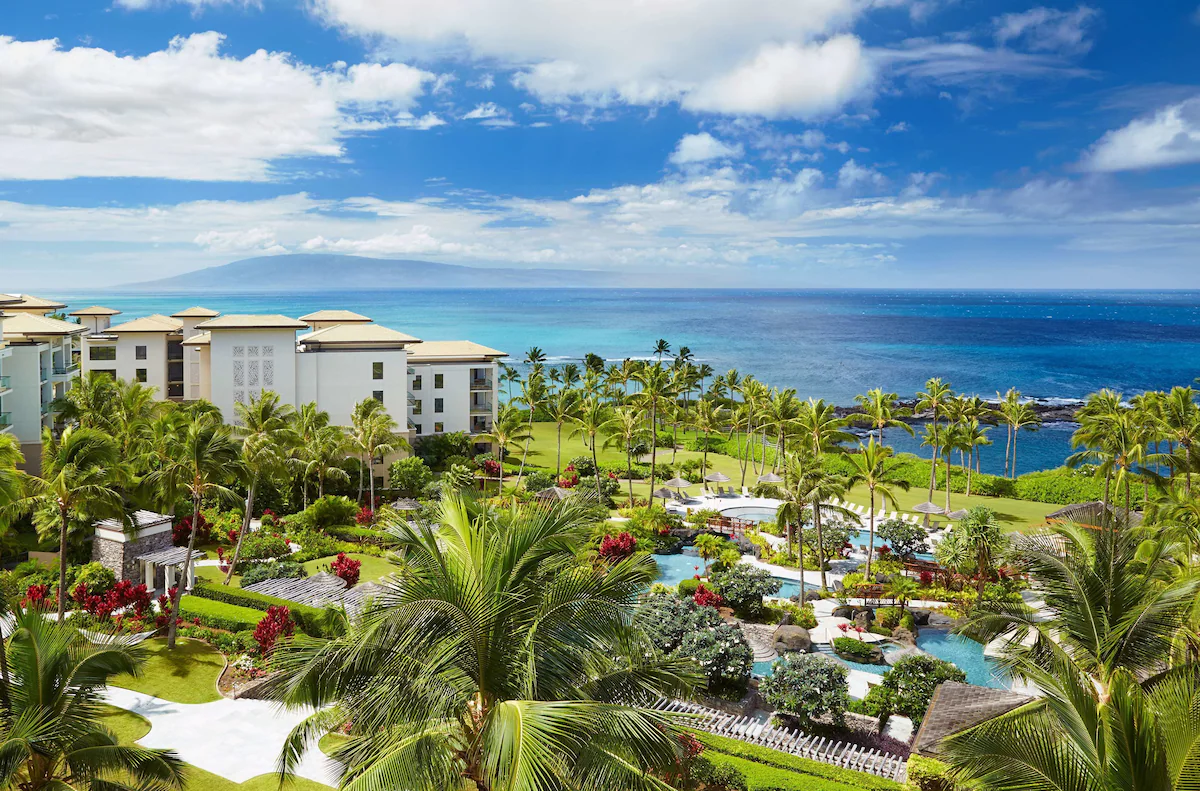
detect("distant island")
(120, 254), (637, 292)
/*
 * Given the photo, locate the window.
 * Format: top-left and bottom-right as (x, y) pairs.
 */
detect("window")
(434, 398), (444, 414)
(412, 374), (422, 390)
(372, 390), (384, 402)
(135, 345), (147, 360)
(135, 368), (147, 383)
(89, 346), (116, 361)
(412, 399), (422, 415)
(372, 362), (384, 380)
(434, 373), (444, 389)
(414, 424), (422, 435)
(434, 422), (444, 433)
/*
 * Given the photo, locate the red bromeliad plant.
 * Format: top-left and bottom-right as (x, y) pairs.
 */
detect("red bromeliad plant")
(597, 531), (637, 562)
(693, 583), (723, 609)
(155, 587), (178, 630)
(253, 605), (295, 653)
(71, 579), (153, 622)
(330, 552), (361, 587)
(173, 512), (212, 546)
(356, 507), (375, 525)
(22, 584), (50, 610)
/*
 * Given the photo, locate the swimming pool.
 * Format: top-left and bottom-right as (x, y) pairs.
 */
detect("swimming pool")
(653, 552), (706, 585)
(720, 504), (936, 562)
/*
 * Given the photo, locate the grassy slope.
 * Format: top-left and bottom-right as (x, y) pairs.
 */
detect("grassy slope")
(111, 638), (225, 704)
(518, 422), (1057, 531)
(197, 551), (396, 588)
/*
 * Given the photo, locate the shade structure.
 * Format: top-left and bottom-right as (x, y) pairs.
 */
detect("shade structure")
(704, 471), (732, 483)
(652, 487), (677, 499)
(663, 477), (692, 488)
(946, 509), (970, 520)
(535, 486), (574, 501)
(911, 502), (946, 515)
(757, 472), (784, 484)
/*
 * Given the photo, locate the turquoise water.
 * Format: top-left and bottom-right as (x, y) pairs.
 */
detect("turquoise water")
(720, 505), (936, 562)
(653, 552), (706, 585)
(58, 289), (1200, 472)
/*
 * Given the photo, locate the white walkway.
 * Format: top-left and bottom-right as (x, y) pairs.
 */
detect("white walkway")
(103, 687), (340, 786)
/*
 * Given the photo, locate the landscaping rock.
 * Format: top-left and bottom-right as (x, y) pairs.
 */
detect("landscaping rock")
(853, 611), (873, 630)
(772, 625), (813, 654)
(891, 627), (916, 645)
(804, 590), (823, 603)
(834, 641), (885, 665)
(832, 604), (856, 619)
(927, 612), (957, 628)
(909, 608), (931, 626)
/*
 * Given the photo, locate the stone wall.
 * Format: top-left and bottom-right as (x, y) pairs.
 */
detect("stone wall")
(92, 530), (174, 583)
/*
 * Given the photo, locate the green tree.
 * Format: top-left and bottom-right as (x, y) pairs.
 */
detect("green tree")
(266, 494), (695, 791)
(602, 406), (648, 504)
(8, 426), (128, 620)
(570, 397), (614, 502)
(843, 438), (911, 576)
(693, 533), (730, 575)
(631, 362), (675, 504)
(224, 390), (297, 585)
(388, 456), (433, 497)
(545, 387), (582, 476)
(477, 404), (534, 493)
(143, 413), (243, 648)
(688, 399), (726, 481)
(916, 378), (954, 499)
(306, 425), (351, 499)
(852, 388), (914, 445)
(934, 506), (1006, 598)
(0, 610), (187, 790)
(295, 401), (332, 508)
(759, 654), (848, 730)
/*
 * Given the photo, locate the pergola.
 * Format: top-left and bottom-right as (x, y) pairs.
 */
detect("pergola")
(135, 547), (206, 592)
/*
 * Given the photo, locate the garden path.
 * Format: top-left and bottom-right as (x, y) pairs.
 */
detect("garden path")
(103, 686), (340, 786)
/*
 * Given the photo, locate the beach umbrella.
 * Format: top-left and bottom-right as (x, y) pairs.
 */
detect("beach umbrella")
(757, 472), (784, 484)
(912, 500), (945, 529)
(704, 471), (731, 483)
(946, 509), (970, 520)
(652, 487), (676, 500)
(535, 486), (574, 501)
(664, 477), (692, 488)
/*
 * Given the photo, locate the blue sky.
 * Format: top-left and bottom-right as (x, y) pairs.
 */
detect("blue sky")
(1, 0), (1199, 288)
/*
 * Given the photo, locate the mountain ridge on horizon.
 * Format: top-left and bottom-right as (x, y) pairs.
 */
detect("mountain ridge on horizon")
(118, 254), (645, 292)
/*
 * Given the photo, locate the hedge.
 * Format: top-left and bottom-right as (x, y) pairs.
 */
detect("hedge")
(190, 581), (336, 638)
(178, 596), (265, 632)
(694, 731), (904, 791)
(705, 753), (872, 791)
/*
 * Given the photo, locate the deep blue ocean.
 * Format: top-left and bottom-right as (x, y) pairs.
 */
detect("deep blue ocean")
(61, 289), (1200, 474)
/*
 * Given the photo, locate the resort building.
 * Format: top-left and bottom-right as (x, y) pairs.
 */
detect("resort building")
(406, 341), (505, 453)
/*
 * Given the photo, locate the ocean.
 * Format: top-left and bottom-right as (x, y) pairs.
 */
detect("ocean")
(59, 288), (1200, 474)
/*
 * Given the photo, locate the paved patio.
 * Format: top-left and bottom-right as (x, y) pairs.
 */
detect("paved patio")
(103, 687), (340, 786)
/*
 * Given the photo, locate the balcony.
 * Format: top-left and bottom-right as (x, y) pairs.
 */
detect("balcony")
(40, 402), (52, 415)
(471, 417), (492, 434)
(470, 399), (493, 415)
(52, 361), (79, 376)
(407, 394), (416, 405)
(0, 376), (10, 393)
(0, 412), (11, 428)
(470, 378), (493, 391)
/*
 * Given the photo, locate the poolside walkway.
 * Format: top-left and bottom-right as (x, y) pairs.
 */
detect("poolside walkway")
(103, 686), (339, 786)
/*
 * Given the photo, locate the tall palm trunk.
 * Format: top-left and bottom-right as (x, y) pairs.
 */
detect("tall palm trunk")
(167, 495), (201, 649)
(592, 440), (602, 502)
(865, 487), (876, 577)
(625, 442), (634, 504)
(369, 452), (376, 508)
(357, 454), (365, 502)
(224, 482), (256, 585)
(1004, 422), (1012, 478)
(1011, 431), (1019, 479)
(57, 507), (70, 621)
(556, 422), (563, 476)
(0, 632), (10, 714)
(814, 503), (828, 592)
(944, 454), (952, 513)
(648, 399), (658, 504)
(516, 412), (534, 487)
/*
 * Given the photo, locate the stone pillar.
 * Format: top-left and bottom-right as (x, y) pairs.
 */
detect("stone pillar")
(144, 562), (154, 589)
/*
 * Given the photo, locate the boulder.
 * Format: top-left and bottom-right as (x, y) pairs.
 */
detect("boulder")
(853, 611), (873, 630)
(909, 608), (931, 626)
(834, 640), (885, 665)
(772, 625), (813, 654)
(804, 590), (823, 603)
(927, 612), (957, 628)
(832, 604), (856, 620)
(891, 626), (916, 645)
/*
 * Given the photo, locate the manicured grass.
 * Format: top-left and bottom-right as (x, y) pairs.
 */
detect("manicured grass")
(111, 638), (226, 704)
(196, 564), (239, 585)
(179, 596), (266, 632)
(838, 482), (1053, 532)
(301, 552), (396, 583)
(695, 730), (903, 791)
(319, 732), (349, 756)
(98, 703), (152, 742)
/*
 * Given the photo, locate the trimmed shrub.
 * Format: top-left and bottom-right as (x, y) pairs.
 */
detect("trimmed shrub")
(388, 456), (433, 497)
(832, 637), (877, 662)
(190, 581), (339, 638)
(679, 622), (753, 695)
(240, 561), (306, 588)
(710, 564), (783, 618)
(694, 731), (904, 791)
(639, 593), (724, 655)
(567, 455), (596, 476)
(179, 596), (264, 632)
(328, 525), (394, 545)
(522, 469), (557, 492)
(413, 431), (474, 470)
(905, 756), (958, 791)
(238, 532), (291, 563)
(71, 562), (116, 597)
(759, 654), (848, 728)
(677, 578), (702, 598)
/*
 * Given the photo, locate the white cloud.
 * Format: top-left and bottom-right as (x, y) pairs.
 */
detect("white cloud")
(669, 133), (743, 165)
(1082, 97), (1200, 172)
(311, 0), (873, 118)
(462, 102), (516, 127)
(837, 159), (887, 190)
(193, 227), (287, 254)
(994, 6), (1099, 55)
(0, 33), (435, 180)
(886, 121), (909, 133)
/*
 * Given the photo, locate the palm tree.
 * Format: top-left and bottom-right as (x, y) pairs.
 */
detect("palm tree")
(514, 371), (548, 486)
(478, 404), (533, 493)
(794, 398), (853, 462)
(916, 378), (954, 499)
(887, 575), (919, 615)
(776, 454), (818, 597)
(631, 362), (674, 504)
(843, 439), (911, 577)
(653, 338), (671, 360)
(793, 466), (852, 592)
(1161, 385), (1200, 493)
(364, 409), (405, 507)
(224, 390), (298, 585)
(570, 397), (614, 501)
(306, 425), (351, 499)
(1068, 408), (1147, 525)
(143, 413), (242, 648)
(760, 389), (802, 469)
(0, 610), (188, 791)
(295, 402), (331, 508)
(602, 406), (648, 504)
(544, 387), (582, 476)
(8, 426), (128, 620)
(689, 399), (725, 482)
(959, 418), (991, 495)
(266, 494), (695, 790)
(934, 506), (1006, 598)
(852, 388), (914, 445)
(51, 371), (119, 431)
(1005, 401), (1041, 479)
(349, 398), (385, 502)
(694, 532), (727, 575)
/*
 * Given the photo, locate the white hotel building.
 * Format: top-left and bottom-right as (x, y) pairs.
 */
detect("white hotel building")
(0, 297), (503, 482)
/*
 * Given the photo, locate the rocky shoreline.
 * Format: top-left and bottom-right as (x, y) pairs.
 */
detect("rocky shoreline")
(833, 398), (1080, 425)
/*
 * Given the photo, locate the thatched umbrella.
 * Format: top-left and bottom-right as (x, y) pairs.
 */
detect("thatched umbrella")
(652, 487), (676, 500)
(757, 472), (784, 484)
(535, 486), (574, 501)
(912, 501), (945, 528)
(664, 477), (692, 489)
(946, 508), (970, 520)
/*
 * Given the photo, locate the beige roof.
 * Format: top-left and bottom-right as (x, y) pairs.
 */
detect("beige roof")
(299, 323), (420, 346)
(407, 340), (506, 361)
(2, 312), (87, 338)
(182, 332), (211, 346)
(106, 314), (183, 333)
(69, 305), (122, 317)
(0, 295), (24, 306)
(299, 309), (373, 323)
(912, 682), (1033, 756)
(170, 306), (221, 318)
(0, 294), (68, 311)
(194, 314), (307, 330)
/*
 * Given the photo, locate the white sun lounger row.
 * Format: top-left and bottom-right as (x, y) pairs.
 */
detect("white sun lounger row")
(653, 698), (908, 782)
(825, 498), (927, 526)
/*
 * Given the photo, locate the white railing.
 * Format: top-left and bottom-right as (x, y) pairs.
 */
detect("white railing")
(654, 698), (907, 783)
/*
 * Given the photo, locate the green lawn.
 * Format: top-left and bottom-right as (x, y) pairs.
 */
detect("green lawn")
(98, 704), (152, 742)
(302, 552), (396, 583)
(111, 638), (225, 704)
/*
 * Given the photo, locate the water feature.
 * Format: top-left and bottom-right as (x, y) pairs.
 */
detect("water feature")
(719, 504), (936, 562)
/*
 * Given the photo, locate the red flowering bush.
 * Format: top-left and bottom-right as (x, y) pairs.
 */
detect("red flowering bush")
(155, 587), (178, 630)
(557, 472), (579, 488)
(598, 532), (637, 562)
(481, 459), (501, 477)
(253, 605), (295, 653)
(693, 584), (723, 609)
(877, 544), (892, 555)
(71, 579), (154, 622)
(355, 507), (374, 525)
(22, 584), (50, 610)
(173, 513), (212, 546)
(919, 570), (934, 587)
(330, 552), (361, 587)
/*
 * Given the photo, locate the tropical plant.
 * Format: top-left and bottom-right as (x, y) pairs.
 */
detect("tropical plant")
(266, 494), (697, 791)
(602, 406), (649, 504)
(631, 362), (675, 504)
(545, 387), (583, 475)
(306, 425), (351, 500)
(759, 654), (849, 729)
(852, 388), (914, 445)
(916, 378), (954, 499)
(570, 397), (614, 502)
(0, 610), (188, 790)
(934, 506), (1006, 598)
(708, 563), (781, 618)
(842, 438), (911, 576)
(693, 533), (731, 574)
(476, 404), (534, 492)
